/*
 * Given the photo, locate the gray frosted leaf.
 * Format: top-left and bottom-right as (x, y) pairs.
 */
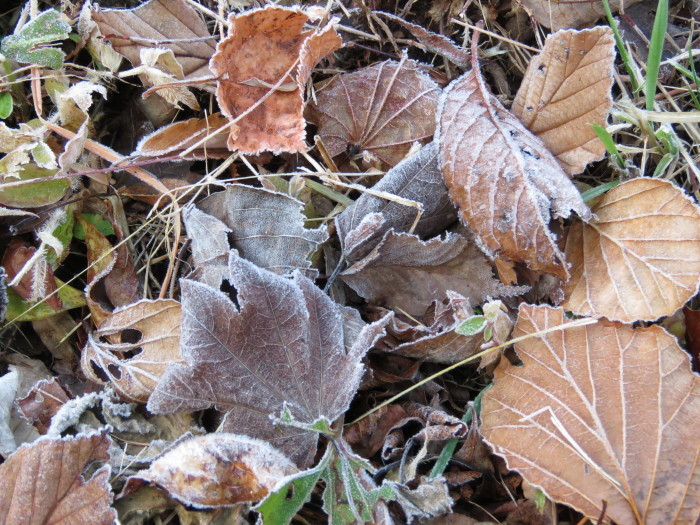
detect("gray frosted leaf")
(187, 184), (328, 281)
(148, 255), (390, 467)
(341, 231), (526, 317)
(336, 141), (458, 262)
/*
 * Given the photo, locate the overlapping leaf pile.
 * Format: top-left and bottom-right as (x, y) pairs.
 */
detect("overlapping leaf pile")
(1, 1), (699, 524)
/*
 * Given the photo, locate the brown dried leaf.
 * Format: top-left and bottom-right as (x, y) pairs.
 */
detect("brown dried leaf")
(91, 0), (215, 80)
(0, 429), (116, 525)
(17, 378), (70, 434)
(124, 433), (298, 508)
(562, 178), (700, 322)
(517, 0), (642, 30)
(512, 27), (615, 175)
(481, 304), (700, 524)
(336, 141), (458, 262)
(436, 57), (591, 279)
(2, 239), (61, 310)
(344, 404), (408, 458)
(185, 184), (329, 286)
(82, 299), (183, 403)
(148, 255), (390, 467)
(310, 56), (441, 168)
(210, 6), (341, 154)
(134, 113), (230, 159)
(341, 231), (525, 317)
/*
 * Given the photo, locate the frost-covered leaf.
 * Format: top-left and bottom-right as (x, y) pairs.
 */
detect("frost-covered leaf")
(481, 304), (700, 524)
(512, 27), (615, 175)
(517, 0), (642, 30)
(134, 113), (230, 159)
(185, 184), (328, 285)
(336, 141), (458, 262)
(0, 164), (69, 208)
(0, 429), (116, 524)
(148, 255), (390, 467)
(436, 53), (591, 279)
(210, 6), (341, 153)
(91, 0), (215, 80)
(341, 231), (525, 317)
(82, 299), (183, 403)
(1, 10), (71, 69)
(123, 433), (298, 508)
(17, 378), (70, 434)
(562, 178), (700, 322)
(309, 56), (440, 168)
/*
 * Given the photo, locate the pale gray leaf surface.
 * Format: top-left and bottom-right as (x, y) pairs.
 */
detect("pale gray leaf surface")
(436, 65), (591, 280)
(336, 142), (458, 262)
(193, 184), (328, 279)
(148, 255), (389, 467)
(183, 206), (231, 288)
(341, 231), (526, 317)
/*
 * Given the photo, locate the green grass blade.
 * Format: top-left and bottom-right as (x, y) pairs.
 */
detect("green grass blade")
(646, 0), (669, 110)
(601, 0), (639, 92)
(592, 124), (625, 168)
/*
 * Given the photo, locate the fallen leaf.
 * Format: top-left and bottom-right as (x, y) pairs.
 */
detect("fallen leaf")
(91, 0), (215, 80)
(0, 429), (116, 524)
(336, 141), (458, 262)
(516, 0), (642, 30)
(309, 55), (441, 167)
(0, 164), (69, 208)
(17, 378), (70, 434)
(344, 404), (409, 458)
(82, 299), (183, 403)
(148, 254), (390, 467)
(210, 6), (341, 153)
(123, 433), (298, 508)
(512, 27), (615, 175)
(0, 10), (71, 69)
(185, 184), (329, 284)
(134, 113), (230, 159)
(562, 178), (700, 322)
(481, 304), (700, 524)
(2, 239), (61, 310)
(436, 50), (591, 279)
(341, 231), (526, 317)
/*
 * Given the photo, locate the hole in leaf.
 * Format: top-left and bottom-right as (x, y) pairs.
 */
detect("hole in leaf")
(107, 364), (122, 380)
(285, 485), (295, 500)
(90, 361), (109, 382)
(120, 328), (142, 344)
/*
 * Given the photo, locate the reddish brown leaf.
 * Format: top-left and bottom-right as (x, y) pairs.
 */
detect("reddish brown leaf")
(512, 27), (615, 175)
(309, 56), (441, 168)
(134, 113), (230, 159)
(17, 378), (70, 434)
(124, 433), (298, 508)
(148, 255), (390, 467)
(482, 305), (700, 524)
(0, 429), (116, 525)
(344, 404), (408, 458)
(436, 52), (590, 279)
(2, 239), (61, 310)
(209, 6), (341, 154)
(517, 0), (642, 30)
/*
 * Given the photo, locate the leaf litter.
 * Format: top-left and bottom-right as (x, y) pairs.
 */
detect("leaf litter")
(1, 1), (700, 524)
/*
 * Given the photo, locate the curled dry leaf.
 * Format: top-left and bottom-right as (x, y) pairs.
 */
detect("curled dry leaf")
(0, 429), (116, 525)
(82, 299), (183, 403)
(185, 184), (329, 285)
(17, 377), (70, 434)
(562, 178), (700, 322)
(210, 6), (341, 154)
(134, 113), (230, 159)
(123, 433), (298, 508)
(517, 0), (642, 30)
(309, 56), (441, 168)
(512, 27), (615, 175)
(342, 231), (525, 317)
(148, 255), (390, 467)
(336, 141), (458, 262)
(481, 304), (700, 524)
(91, 0), (215, 80)
(2, 238), (61, 310)
(436, 53), (591, 279)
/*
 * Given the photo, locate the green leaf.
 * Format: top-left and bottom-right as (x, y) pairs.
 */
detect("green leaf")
(455, 315), (487, 336)
(0, 92), (13, 119)
(4, 279), (85, 322)
(1, 10), (71, 69)
(73, 213), (115, 240)
(645, 0), (669, 110)
(0, 164), (69, 208)
(45, 209), (75, 266)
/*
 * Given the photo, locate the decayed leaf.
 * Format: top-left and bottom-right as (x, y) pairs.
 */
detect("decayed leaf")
(134, 113), (230, 159)
(512, 27), (615, 175)
(148, 255), (390, 467)
(123, 433), (298, 508)
(91, 0), (215, 80)
(562, 178), (700, 322)
(2, 239), (61, 310)
(481, 304), (700, 524)
(341, 231), (525, 317)
(210, 6), (341, 154)
(17, 378), (70, 434)
(82, 299), (183, 403)
(0, 429), (116, 525)
(336, 141), (458, 262)
(436, 53), (591, 279)
(185, 184), (328, 285)
(309, 56), (441, 168)
(517, 0), (642, 30)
